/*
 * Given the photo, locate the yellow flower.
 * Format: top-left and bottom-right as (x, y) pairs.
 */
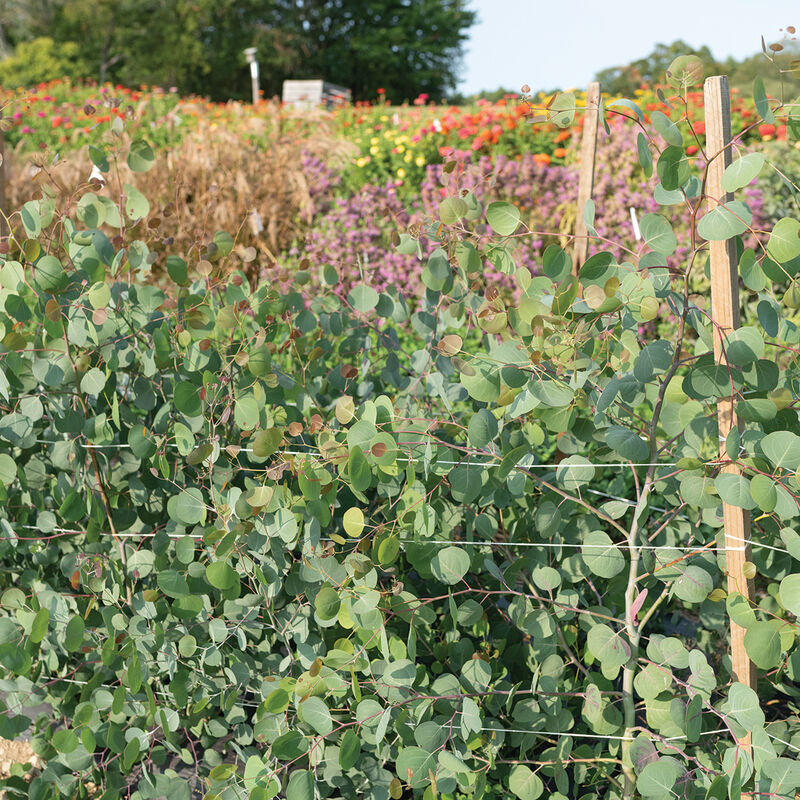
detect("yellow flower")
(355, 157), (369, 167)
(380, 115), (388, 121)
(370, 136), (379, 145)
(396, 144), (405, 153)
(404, 151), (413, 163)
(396, 168), (406, 178)
(369, 145), (379, 156)
(415, 155), (426, 167)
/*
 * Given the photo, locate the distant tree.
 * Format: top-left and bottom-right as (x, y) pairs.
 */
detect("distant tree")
(50, 0), (216, 88)
(0, 36), (89, 86)
(286, 0), (477, 102)
(593, 40), (723, 95)
(725, 45), (800, 100)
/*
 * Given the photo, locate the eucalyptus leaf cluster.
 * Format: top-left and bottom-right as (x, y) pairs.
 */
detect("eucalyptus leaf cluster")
(0, 61), (800, 800)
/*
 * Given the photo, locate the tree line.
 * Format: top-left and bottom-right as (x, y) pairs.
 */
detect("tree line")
(0, 0), (476, 102)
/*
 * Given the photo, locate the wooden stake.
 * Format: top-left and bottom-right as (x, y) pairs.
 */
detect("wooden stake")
(572, 81), (601, 274)
(703, 75), (756, 745)
(0, 122), (6, 239)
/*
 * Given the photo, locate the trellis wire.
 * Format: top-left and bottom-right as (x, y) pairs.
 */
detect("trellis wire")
(0, 678), (751, 748)
(14, 524), (788, 555)
(479, 726), (732, 742)
(32, 438), (679, 468)
(32, 438), (681, 511)
(0, 679), (743, 745)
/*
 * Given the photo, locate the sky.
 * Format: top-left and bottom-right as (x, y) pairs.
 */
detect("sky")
(458, 0), (800, 95)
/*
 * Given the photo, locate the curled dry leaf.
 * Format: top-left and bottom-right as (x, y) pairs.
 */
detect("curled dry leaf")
(45, 298), (61, 322)
(288, 421), (304, 436)
(437, 334), (463, 356)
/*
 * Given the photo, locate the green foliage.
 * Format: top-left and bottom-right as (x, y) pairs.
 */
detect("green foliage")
(2, 59), (800, 800)
(0, 36), (90, 86)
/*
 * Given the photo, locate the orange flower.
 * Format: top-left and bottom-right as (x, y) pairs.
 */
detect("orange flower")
(553, 147), (567, 158)
(554, 130), (571, 143)
(533, 153), (551, 165)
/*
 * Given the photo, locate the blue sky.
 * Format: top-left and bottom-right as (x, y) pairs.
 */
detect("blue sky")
(458, 0), (800, 94)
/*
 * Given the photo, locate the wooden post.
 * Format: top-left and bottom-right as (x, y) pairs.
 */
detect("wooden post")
(0, 119), (6, 239)
(572, 81), (601, 274)
(704, 75), (756, 748)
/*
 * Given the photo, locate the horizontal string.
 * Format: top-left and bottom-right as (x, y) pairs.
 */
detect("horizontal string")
(30, 439), (678, 468)
(720, 532), (790, 555)
(15, 525), (786, 555)
(320, 537), (746, 553)
(765, 731), (800, 753)
(6, 680), (738, 744)
(476, 726), (730, 741)
(481, 727), (634, 740)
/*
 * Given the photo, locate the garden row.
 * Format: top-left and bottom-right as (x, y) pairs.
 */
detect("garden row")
(5, 84), (799, 312)
(2, 78), (795, 193)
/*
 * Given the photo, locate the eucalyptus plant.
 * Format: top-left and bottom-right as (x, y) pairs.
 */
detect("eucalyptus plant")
(0, 56), (799, 800)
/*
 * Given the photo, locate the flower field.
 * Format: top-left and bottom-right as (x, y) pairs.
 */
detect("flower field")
(1, 77), (792, 308)
(3, 79), (794, 189)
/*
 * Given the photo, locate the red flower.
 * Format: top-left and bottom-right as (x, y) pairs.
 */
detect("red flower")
(377, 88), (385, 94)
(686, 145), (698, 155)
(758, 123), (776, 137)
(690, 121), (705, 135)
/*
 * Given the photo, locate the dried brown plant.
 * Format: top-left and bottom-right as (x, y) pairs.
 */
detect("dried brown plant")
(4, 113), (356, 283)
